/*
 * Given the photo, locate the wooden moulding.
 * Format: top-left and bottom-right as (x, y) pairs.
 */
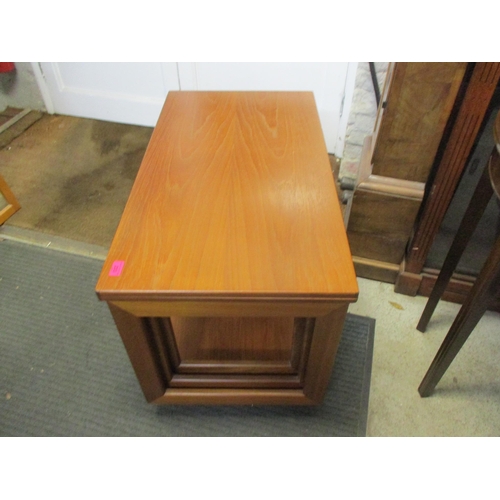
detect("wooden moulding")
(156, 389), (311, 406)
(395, 256), (478, 302)
(107, 301), (349, 405)
(395, 264), (500, 312)
(156, 306), (349, 405)
(347, 179), (425, 266)
(355, 134), (427, 198)
(348, 133), (426, 280)
(418, 271), (500, 312)
(419, 269), (475, 304)
(396, 263), (472, 301)
(394, 260), (423, 296)
(357, 175), (425, 199)
(353, 256), (400, 284)
(107, 298), (350, 318)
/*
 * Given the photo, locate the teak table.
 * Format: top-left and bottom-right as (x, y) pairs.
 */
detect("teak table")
(96, 91), (358, 405)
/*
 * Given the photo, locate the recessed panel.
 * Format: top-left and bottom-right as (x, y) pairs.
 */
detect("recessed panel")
(168, 316), (295, 363)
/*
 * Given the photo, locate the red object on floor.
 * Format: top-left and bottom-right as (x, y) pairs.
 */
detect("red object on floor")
(0, 62), (15, 72)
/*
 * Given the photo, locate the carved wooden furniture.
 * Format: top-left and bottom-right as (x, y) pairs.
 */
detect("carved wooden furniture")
(95, 91), (358, 405)
(417, 111), (500, 396)
(347, 63), (467, 283)
(347, 62), (500, 308)
(396, 63), (500, 301)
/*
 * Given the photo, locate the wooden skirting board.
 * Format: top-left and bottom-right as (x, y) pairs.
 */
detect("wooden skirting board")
(353, 253), (500, 311)
(395, 265), (500, 312)
(352, 256), (400, 284)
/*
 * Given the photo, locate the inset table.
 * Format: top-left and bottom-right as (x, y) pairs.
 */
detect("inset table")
(96, 91), (358, 405)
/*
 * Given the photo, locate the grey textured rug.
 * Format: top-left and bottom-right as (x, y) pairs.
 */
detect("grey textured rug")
(0, 239), (374, 436)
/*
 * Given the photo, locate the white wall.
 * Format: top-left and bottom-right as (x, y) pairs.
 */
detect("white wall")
(36, 62), (354, 155)
(2, 62), (378, 174)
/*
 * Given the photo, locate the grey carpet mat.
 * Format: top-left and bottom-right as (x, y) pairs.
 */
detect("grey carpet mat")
(0, 239), (375, 436)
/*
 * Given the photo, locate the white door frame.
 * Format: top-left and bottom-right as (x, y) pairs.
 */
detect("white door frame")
(31, 62), (54, 114)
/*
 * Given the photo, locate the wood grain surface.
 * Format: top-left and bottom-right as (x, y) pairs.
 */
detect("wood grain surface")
(96, 92), (357, 301)
(170, 316), (294, 361)
(371, 63), (466, 182)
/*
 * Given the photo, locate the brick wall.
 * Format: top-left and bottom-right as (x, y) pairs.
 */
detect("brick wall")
(339, 62), (388, 180)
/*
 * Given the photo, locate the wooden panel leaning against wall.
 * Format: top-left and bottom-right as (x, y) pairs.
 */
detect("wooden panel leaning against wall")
(346, 62), (468, 284)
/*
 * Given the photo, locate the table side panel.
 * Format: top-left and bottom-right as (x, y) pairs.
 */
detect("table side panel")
(106, 298), (353, 317)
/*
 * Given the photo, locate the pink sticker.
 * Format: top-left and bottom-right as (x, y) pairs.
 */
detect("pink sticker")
(109, 260), (125, 277)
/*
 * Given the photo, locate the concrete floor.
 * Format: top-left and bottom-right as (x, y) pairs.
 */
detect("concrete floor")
(2, 112), (500, 436)
(351, 277), (500, 436)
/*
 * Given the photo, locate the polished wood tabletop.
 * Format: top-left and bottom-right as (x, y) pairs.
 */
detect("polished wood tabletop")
(96, 91), (358, 302)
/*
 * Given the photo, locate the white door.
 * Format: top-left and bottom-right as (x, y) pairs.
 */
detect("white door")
(35, 62), (357, 155)
(37, 62), (179, 126)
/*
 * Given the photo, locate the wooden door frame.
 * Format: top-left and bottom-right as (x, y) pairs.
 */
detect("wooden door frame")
(395, 62), (500, 301)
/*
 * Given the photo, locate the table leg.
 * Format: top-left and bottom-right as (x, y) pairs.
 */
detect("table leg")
(108, 303), (168, 402)
(303, 304), (349, 404)
(417, 161), (494, 333)
(418, 233), (500, 397)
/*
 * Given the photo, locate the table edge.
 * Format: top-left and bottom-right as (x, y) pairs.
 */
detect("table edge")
(95, 290), (359, 302)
